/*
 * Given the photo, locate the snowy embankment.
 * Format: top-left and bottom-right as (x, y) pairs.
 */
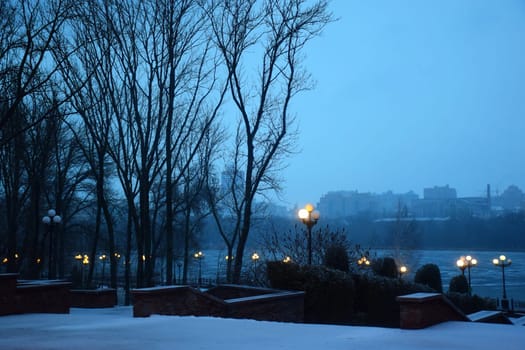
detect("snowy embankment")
(0, 307), (524, 350)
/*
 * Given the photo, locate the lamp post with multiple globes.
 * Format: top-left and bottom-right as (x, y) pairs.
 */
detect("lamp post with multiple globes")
(492, 255), (512, 310)
(399, 265), (408, 278)
(42, 209), (61, 279)
(456, 255), (477, 295)
(298, 204), (320, 265)
(357, 256), (371, 267)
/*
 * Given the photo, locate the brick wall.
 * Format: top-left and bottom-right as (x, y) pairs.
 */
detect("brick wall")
(0, 274), (18, 315)
(15, 281), (71, 314)
(0, 274), (71, 315)
(132, 286), (226, 318)
(397, 292), (469, 329)
(132, 285), (305, 322)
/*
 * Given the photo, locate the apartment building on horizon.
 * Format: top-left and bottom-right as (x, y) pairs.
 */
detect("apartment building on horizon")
(317, 184), (525, 219)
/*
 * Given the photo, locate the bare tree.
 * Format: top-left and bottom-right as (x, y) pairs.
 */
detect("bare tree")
(63, 0), (227, 290)
(152, 0), (226, 285)
(0, 0), (80, 275)
(0, 0), (78, 147)
(57, 0), (122, 289)
(204, 0), (332, 282)
(0, 103), (30, 273)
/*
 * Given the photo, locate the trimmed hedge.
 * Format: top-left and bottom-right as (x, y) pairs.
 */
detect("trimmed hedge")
(372, 257), (398, 278)
(267, 261), (432, 327)
(446, 292), (497, 314)
(449, 274), (468, 294)
(267, 261), (354, 324)
(414, 263), (443, 293)
(324, 244), (350, 272)
(352, 273), (433, 327)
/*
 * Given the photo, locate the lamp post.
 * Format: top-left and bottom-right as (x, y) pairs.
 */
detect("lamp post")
(82, 254), (89, 288)
(42, 209), (61, 279)
(99, 254), (107, 288)
(357, 256), (371, 267)
(194, 251), (204, 287)
(176, 262), (182, 284)
(493, 255), (512, 310)
(456, 258), (466, 276)
(399, 265), (408, 278)
(74, 254), (83, 288)
(298, 204), (320, 265)
(251, 252), (260, 281)
(457, 255), (477, 295)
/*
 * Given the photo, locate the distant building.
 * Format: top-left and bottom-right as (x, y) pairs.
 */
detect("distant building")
(493, 185), (525, 212)
(315, 184), (524, 220)
(317, 190), (418, 219)
(423, 185), (457, 200)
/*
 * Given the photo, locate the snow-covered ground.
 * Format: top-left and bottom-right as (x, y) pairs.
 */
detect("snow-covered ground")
(0, 307), (524, 350)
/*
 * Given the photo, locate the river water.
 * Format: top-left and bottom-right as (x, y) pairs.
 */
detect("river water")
(190, 249), (525, 302)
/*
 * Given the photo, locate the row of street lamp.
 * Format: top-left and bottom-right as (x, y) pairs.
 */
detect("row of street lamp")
(5, 205), (516, 310)
(297, 202), (514, 310)
(455, 254), (512, 303)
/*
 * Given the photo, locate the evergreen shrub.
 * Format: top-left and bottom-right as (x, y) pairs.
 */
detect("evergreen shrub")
(448, 274), (468, 294)
(372, 257), (398, 278)
(446, 292), (497, 314)
(267, 261), (355, 324)
(352, 273), (433, 327)
(414, 263), (443, 293)
(323, 244), (350, 272)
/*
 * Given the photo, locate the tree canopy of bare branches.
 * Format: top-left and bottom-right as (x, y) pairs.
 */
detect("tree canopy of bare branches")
(204, 0), (332, 282)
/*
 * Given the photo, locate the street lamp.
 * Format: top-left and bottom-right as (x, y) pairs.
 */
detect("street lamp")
(74, 254), (83, 288)
(176, 262), (182, 284)
(194, 251), (204, 287)
(251, 252), (260, 281)
(42, 209), (61, 279)
(456, 255), (477, 295)
(357, 256), (371, 267)
(493, 255), (512, 310)
(456, 258), (466, 275)
(298, 203), (320, 265)
(81, 254), (89, 288)
(399, 265), (408, 278)
(283, 256), (292, 264)
(99, 254), (107, 288)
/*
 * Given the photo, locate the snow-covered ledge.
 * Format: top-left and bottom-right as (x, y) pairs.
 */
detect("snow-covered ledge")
(397, 292), (469, 329)
(131, 284), (304, 322)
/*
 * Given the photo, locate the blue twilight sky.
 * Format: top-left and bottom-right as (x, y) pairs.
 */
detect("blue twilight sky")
(280, 0), (525, 207)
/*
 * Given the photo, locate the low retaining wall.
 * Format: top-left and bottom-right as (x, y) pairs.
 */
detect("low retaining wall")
(132, 284), (304, 322)
(0, 274), (71, 315)
(132, 286), (225, 318)
(70, 288), (117, 308)
(397, 292), (469, 329)
(0, 273), (18, 315)
(15, 280), (71, 314)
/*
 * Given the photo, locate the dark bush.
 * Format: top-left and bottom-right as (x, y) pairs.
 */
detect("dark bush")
(414, 263), (443, 293)
(449, 274), (468, 294)
(266, 261), (305, 291)
(372, 257), (398, 278)
(267, 261), (354, 324)
(267, 260), (434, 327)
(353, 273), (433, 327)
(446, 292), (497, 314)
(324, 244), (350, 272)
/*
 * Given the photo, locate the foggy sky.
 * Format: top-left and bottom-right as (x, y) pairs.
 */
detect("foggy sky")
(281, 0), (525, 208)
